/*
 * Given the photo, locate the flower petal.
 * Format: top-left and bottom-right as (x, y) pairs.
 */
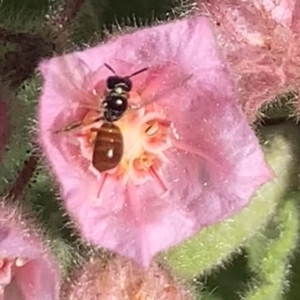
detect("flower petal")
(0, 201), (60, 299)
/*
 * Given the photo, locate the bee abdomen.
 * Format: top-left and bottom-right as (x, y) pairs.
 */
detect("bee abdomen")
(92, 122), (124, 172)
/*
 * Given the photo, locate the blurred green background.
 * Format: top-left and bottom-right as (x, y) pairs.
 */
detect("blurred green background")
(1, 1), (300, 299)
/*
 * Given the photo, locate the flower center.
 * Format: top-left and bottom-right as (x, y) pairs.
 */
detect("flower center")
(76, 91), (174, 189)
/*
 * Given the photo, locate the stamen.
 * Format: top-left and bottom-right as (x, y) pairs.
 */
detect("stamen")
(96, 173), (108, 200)
(145, 123), (159, 136)
(148, 166), (168, 193)
(15, 258), (27, 267)
(140, 155), (153, 170)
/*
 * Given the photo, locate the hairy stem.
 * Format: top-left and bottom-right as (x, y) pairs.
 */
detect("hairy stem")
(3, 151), (40, 201)
(45, 0), (86, 36)
(0, 28), (54, 88)
(0, 28), (45, 44)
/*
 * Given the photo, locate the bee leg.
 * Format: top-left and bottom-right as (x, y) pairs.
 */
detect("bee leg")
(54, 116), (104, 134)
(53, 121), (84, 133)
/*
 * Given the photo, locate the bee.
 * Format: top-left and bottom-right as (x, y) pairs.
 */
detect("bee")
(92, 64), (148, 172)
(58, 63), (148, 172)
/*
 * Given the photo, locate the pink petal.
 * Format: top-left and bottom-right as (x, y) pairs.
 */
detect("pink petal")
(0, 201), (60, 299)
(38, 16), (271, 267)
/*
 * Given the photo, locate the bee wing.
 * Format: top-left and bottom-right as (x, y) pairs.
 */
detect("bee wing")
(47, 56), (108, 134)
(42, 54), (101, 110)
(130, 62), (192, 110)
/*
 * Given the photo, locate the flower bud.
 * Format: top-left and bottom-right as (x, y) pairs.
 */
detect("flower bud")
(198, 0), (300, 120)
(62, 255), (193, 300)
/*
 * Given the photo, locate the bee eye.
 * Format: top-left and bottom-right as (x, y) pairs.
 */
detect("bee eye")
(106, 76), (119, 89)
(123, 78), (132, 92)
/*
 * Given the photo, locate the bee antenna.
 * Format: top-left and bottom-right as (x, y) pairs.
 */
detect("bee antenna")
(104, 63), (116, 75)
(127, 67), (149, 79)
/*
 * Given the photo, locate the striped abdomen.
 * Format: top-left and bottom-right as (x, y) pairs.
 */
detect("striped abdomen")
(92, 122), (124, 172)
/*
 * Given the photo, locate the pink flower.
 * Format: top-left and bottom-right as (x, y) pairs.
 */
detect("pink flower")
(0, 99), (7, 161)
(198, 0), (300, 121)
(0, 200), (60, 299)
(38, 16), (271, 267)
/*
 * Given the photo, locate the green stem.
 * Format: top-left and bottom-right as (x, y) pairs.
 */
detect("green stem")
(242, 196), (299, 300)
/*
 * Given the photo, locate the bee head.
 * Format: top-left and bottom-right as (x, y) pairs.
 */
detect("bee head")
(106, 76), (132, 92)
